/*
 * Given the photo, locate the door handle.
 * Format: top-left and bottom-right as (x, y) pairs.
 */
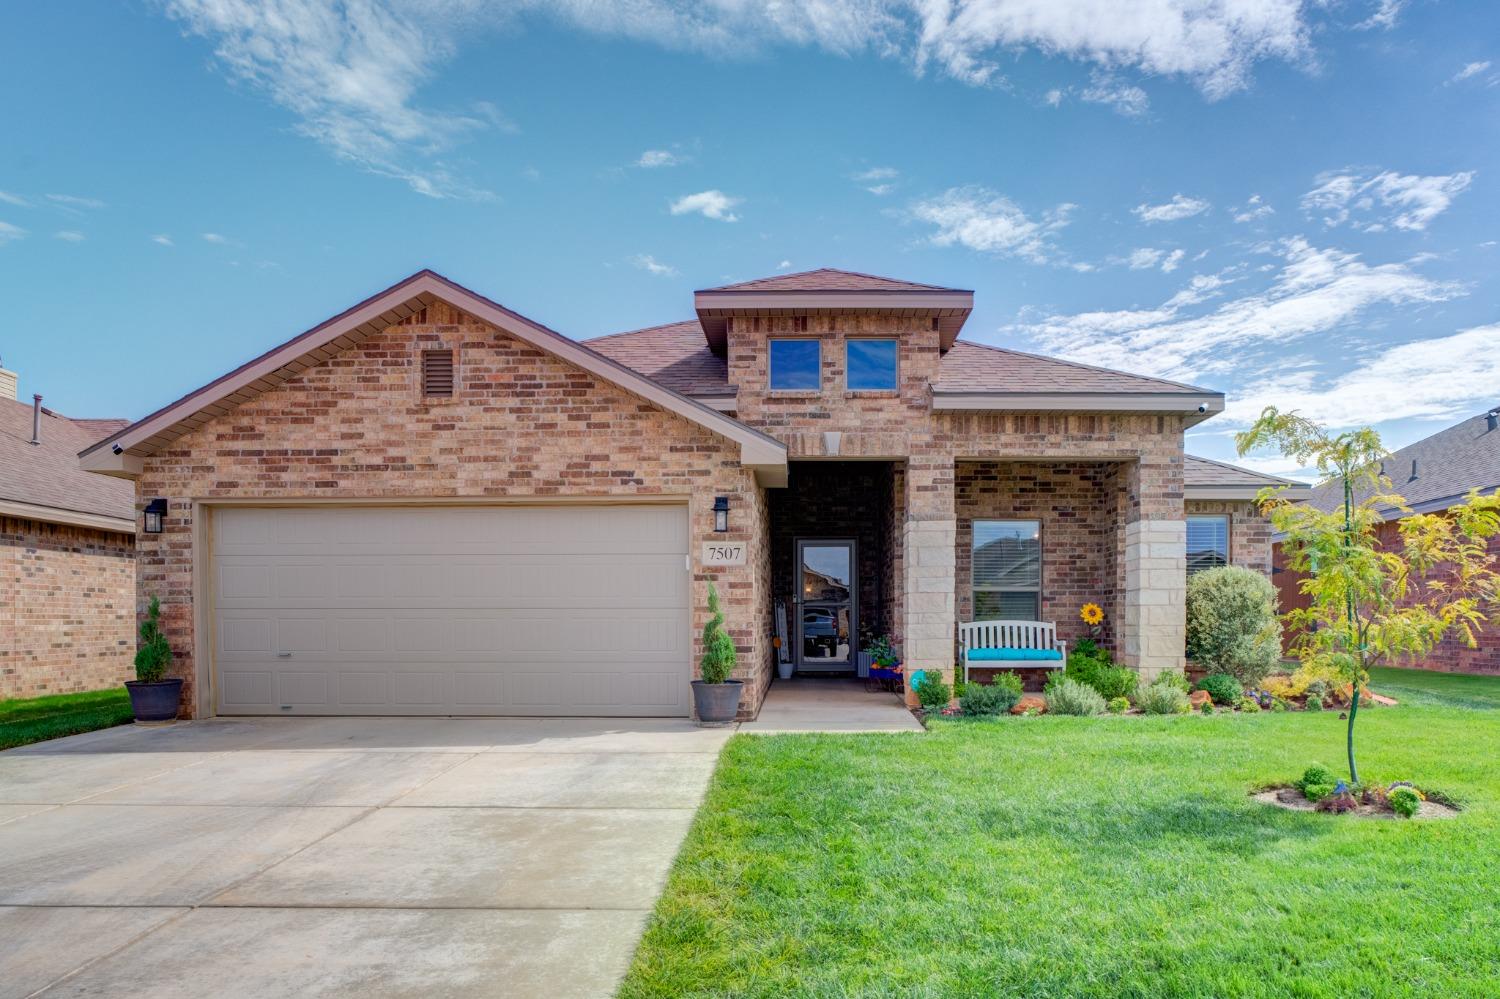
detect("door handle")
(277, 652), (293, 658)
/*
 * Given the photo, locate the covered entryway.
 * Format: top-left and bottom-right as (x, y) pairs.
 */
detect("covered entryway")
(211, 504), (690, 716)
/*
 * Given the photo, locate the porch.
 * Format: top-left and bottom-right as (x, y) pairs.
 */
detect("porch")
(740, 677), (923, 733)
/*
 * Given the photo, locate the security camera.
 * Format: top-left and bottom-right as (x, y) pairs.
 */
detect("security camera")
(112, 444), (123, 455)
(1196, 403), (1208, 414)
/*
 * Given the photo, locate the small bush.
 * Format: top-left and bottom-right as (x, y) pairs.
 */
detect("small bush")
(1236, 697), (1262, 713)
(1107, 696), (1129, 715)
(1046, 678), (1106, 716)
(1269, 697), (1289, 712)
(1297, 765), (1338, 794)
(960, 674), (1022, 716)
(1302, 782), (1335, 802)
(1138, 683), (1190, 715)
(913, 670), (952, 711)
(134, 596), (173, 684)
(1304, 693), (1325, 712)
(1388, 786), (1421, 818)
(698, 584), (736, 684)
(1194, 673), (1242, 706)
(1200, 701), (1215, 715)
(1151, 671), (1192, 693)
(1185, 565), (1283, 686)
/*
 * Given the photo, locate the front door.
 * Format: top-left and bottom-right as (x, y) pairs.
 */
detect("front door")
(795, 539), (857, 673)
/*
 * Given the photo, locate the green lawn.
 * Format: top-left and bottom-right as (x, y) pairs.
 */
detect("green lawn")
(621, 667), (1500, 998)
(0, 688), (134, 751)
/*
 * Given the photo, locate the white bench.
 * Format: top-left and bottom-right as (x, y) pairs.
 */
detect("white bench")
(959, 620), (1066, 682)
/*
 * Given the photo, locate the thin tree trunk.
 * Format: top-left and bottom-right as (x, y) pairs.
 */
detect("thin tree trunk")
(1344, 473), (1359, 785)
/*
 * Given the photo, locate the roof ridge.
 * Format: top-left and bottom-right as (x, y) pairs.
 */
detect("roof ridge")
(949, 339), (1218, 395)
(702, 267), (960, 292)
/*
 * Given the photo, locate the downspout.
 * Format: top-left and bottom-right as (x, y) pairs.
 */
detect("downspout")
(29, 394), (41, 445)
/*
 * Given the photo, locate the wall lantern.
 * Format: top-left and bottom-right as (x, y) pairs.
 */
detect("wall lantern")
(712, 496), (730, 533)
(143, 498), (168, 534)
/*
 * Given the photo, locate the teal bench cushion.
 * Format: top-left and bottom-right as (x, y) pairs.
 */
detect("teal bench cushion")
(969, 647), (1063, 662)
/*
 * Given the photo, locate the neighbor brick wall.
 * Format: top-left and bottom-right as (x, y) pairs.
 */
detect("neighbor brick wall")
(1, 516), (135, 698)
(135, 301), (771, 718)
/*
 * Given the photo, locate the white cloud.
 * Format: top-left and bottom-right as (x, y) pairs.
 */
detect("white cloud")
(202, 232), (229, 244)
(1355, 0), (1406, 31)
(854, 166), (898, 195)
(0, 190), (30, 207)
(1133, 194), (1210, 223)
(1015, 238), (1463, 385)
(1161, 248), (1185, 272)
(1043, 88), (1064, 107)
(777, 259), (792, 269)
(1449, 60), (1492, 84)
(53, 230), (85, 242)
(0, 221), (26, 245)
(45, 193), (105, 214)
(1302, 169), (1475, 231)
(1233, 194), (1274, 223)
(669, 189), (741, 222)
(152, 234), (174, 246)
(629, 253), (678, 277)
(1127, 248), (1164, 270)
(1223, 323), (1500, 428)
(1080, 73), (1149, 116)
(909, 186), (1074, 264)
(636, 149), (681, 168)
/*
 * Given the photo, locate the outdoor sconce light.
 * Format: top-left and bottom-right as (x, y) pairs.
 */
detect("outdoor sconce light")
(143, 498), (167, 534)
(713, 496), (730, 533)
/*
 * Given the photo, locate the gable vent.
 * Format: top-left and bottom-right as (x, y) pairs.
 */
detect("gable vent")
(421, 349), (455, 397)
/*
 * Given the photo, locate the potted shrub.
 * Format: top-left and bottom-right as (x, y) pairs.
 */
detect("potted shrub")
(126, 596), (182, 722)
(692, 583), (742, 725)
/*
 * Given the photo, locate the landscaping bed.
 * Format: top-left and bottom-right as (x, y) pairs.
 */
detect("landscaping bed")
(0, 688), (135, 751)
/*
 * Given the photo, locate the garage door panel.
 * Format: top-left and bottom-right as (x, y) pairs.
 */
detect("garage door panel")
(212, 505), (690, 716)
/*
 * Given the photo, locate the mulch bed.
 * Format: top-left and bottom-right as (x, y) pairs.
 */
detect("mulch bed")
(1254, 786), (1459, 820)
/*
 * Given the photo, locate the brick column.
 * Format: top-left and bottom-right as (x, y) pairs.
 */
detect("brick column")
(902, 458), (955, 706)
(1117, 458), (1186, 683)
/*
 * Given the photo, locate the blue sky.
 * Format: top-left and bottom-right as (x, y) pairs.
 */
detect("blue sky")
(2, 1), (1497, 477)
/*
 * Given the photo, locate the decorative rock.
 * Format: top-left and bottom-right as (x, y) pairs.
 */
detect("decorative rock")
(1011, 695), (1047, 715)
(1189, 689), (1212, 708)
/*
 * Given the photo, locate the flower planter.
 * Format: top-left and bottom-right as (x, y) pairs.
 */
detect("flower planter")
(125, 678), (183, 722)
(692, 679), (743, 726)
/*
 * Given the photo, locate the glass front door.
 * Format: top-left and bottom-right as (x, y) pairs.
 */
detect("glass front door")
(795, 539), (856, 672)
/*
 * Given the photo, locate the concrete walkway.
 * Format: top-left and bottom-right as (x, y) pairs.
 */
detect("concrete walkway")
(0, 716), (732, 998)
(740, 677), (925, 733)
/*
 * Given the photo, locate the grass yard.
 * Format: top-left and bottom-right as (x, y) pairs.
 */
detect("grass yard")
(621, 667), (1500, 998)
(0, 688), (134, 751)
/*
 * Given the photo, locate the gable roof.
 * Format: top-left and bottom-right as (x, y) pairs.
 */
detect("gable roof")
(1184, 454), (1310, 501)
(936, 340), (1215, 395)
(80, 270), (787, 485)
(586, 320), (731, 396)
(1, 399), (134, 532)
(1303, 406), (1500, 515)
(703, 268), (962, 293)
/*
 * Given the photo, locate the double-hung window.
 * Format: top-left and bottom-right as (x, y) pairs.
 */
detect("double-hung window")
(1186, 515), (1230, 575)
(971, 520), (1041, 620)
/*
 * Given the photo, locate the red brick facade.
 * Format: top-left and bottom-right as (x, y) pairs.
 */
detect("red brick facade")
(1, 517), (135, 697)
(1185, 499), (1273, 574)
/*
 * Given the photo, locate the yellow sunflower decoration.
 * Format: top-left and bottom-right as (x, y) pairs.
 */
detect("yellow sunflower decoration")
(1080, 603), (1105, 626)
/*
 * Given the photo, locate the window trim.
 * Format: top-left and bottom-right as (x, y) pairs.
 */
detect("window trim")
(844, 337), (899, 392)
(1186, 514), (1230, 575)
(768, 337), (822, 391)
(970, 518), (1043, 621)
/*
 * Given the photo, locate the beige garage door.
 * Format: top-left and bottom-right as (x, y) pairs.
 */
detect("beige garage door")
(211, 505), (690, 716)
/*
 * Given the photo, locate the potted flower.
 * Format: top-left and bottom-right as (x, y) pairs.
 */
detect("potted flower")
(126, 596), (182, 722)
(692, 583), (742, 725)
(863, 635), (901, 679)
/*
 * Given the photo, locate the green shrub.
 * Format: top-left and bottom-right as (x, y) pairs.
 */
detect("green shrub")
(1388, 786), (1422, 818)
(1236, 697), (1262, 713)
(1185, 565), (1283, 686)
(1304, 693), (1324, 712)
(1106, 696), (1129, 715)
(1046, 678), (1106, 716)
(134, 596), (173, 683)
(951, 678), (968, 700)
(1297, 765), (1338, 794)
(1151, 671), (1192, 693)
(960, 674), (1022, 716)
(698, 584), (737, 684)
(1302, 782), (1335, 803)
(913, 670), (952, 710)
(1064, 645), (1139, 702)
(1269, 697), (1289, 712)
(1139, 683), (1191, 715)
(1200, 701), (1215, 715)
(1194, 673), (1242, 706)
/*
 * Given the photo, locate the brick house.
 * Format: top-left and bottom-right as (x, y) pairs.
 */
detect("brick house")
(80, 269), (1296, 719)
(1275, 406), (1500, 675)
(2, 368), (135, 698)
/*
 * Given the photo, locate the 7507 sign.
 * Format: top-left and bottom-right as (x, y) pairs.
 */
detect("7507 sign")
(701, 542), (747, 566)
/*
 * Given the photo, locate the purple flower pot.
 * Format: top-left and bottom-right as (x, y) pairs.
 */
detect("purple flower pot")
(125, 679), (183, 722)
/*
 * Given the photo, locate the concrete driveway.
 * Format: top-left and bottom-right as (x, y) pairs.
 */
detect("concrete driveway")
(0, 716), (732, 998)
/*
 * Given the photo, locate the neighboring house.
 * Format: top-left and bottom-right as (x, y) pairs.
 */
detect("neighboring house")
(1275, 406), (1500, 675)
(1, 366), (135, 698)
(80, 268), (1294, 720)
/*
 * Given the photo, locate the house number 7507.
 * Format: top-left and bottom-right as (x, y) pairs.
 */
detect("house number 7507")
(701, 542), (747, 566)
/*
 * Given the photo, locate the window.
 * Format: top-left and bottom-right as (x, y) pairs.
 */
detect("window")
(846, 339), (898, 391)
(421, 348), (455, 397)
(1187, 515), (1229, 575)
(971, 520), (1041, 620)
(769, 339), (820, 390)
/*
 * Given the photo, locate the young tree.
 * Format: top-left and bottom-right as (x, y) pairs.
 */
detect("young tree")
(1237, 408), (1500, 783)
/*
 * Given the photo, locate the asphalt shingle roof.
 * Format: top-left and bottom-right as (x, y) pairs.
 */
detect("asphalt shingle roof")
(586, 320), (732, 395)
(701, 268), (962, 293)
(0, 399), (133, 522)
(1184, 454), (1302, 490)
(935, 341), (1214, 395)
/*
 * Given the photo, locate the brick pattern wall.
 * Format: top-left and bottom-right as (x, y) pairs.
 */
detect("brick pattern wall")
(1, 517), (135, 698)
(1185, 499), (1272, 574)
(136, 301), (770, 718)
(956, 461), (1118, 650)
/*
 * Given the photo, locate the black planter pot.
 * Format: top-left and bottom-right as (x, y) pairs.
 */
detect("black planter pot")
(692, 680), (744, 726)
(125, 679), (184, 722)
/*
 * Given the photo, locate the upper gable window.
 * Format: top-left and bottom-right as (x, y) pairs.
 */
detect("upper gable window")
(769, 339), (820, 390)
(846, 339), (898, 391)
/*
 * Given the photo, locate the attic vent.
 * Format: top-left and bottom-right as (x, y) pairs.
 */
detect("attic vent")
(421, 349), (455, 397)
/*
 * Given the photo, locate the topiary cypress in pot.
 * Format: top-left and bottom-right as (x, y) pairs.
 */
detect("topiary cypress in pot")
(692, 583), (742, 726)
(126, 596), (182, 722)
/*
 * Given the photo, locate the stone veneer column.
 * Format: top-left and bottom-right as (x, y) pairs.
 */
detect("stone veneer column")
(1118, 458), (1186, 682)
(902, 458), (956, 706)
